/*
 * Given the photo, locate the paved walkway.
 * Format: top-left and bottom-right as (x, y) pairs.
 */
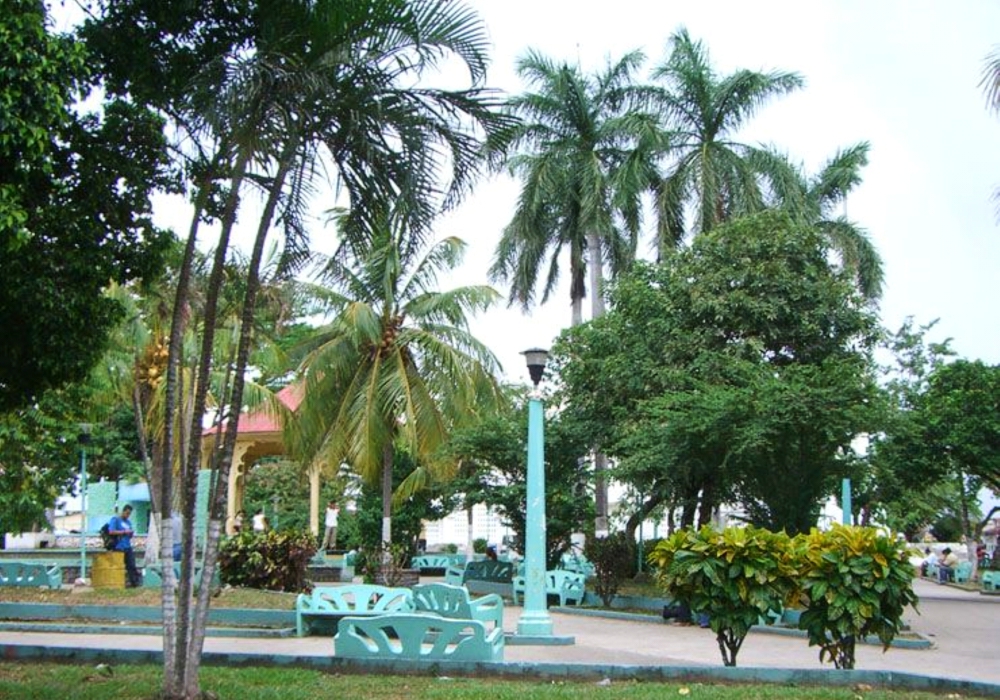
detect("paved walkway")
(1, 579), (997, 686)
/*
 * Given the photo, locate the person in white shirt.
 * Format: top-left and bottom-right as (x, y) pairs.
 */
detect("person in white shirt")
(252, 509), (268, 532)
(321, 500), (340, 551)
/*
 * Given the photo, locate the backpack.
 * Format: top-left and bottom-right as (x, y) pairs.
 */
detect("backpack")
(99, 522), (119, 551)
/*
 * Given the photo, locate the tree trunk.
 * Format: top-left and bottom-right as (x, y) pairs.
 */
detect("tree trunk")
(158, 154), (220, 699)
(586, 229), (610, 534)
(466, 505), (475, 559)
(381, 442), (394, 545)
(166, 148), (249, 700)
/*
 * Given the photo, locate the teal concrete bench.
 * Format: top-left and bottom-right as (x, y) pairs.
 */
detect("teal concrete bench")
(981, 570), (1000, 592)
(142, 563), (220, 588)
(412, 582), (504, 631)
(334, 613), (504, 662)
(512, 570), (585, 606)
(410, 554), (452, 574)
(445, 560), (515, 597)
(953, 561), (973, 584)
(0, 561), (62, 589)
(296, 584), (413, 636)
(559, 552), (595, 578)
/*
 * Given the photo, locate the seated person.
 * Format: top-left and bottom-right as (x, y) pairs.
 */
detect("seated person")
(920, 547), (938, 577)
(938, 547), (960, 583)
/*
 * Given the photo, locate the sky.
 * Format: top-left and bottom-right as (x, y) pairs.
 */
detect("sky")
(429, 0), (1000, 388)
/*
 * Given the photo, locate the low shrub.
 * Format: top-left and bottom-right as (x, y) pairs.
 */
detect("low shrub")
(218, 529), (316, 592)
(650, 524), (797, 667)
(584, 532), (634, 607)
(794, 524), (918, 669)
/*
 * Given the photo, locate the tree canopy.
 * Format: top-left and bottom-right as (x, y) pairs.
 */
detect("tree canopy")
(555, 211), (881, 534)
(0, 0), (173, 411)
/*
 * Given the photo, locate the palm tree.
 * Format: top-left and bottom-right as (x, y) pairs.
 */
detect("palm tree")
(84, 1), (508, 696)
(490, 49), (663, 325)
(291, 215), (504, 545)
(981, 46), (1000, 216)
(754, 142), (884, 300)
(650, 27), (804, 252)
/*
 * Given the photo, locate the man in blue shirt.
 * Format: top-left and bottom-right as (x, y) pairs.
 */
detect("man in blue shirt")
(108, 504), (141, 587)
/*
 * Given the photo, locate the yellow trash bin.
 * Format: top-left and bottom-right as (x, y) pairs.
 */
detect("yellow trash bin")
(92, 551), (125, 589)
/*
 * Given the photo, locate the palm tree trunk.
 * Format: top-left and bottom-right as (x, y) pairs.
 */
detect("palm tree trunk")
(381, 442), (394, 545)
(171, 148), (250, 700)
(587, 229), (609, 534)
(191, 140), (298, 667)
(158, 152), (221, 698)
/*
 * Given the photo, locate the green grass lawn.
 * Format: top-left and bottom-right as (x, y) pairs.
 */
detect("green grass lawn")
(0, 586), (298, 610)
(0, 663), (988, 700)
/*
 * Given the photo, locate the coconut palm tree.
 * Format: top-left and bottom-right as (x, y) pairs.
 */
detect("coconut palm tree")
(290, 214), (504, 545)
(490, 49), (663, 325)
(650, 27), (804, 252)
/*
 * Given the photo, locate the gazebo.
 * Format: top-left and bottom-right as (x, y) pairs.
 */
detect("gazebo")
(202, 384), (325, 535)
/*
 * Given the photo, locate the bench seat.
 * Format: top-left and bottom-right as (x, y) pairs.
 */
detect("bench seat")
(412, 582), (503, 630)
(512, 570), (585, 607)
(296, 584), (413, 636)
(335, 613), (503, 662)
(0, 561), (62, 589)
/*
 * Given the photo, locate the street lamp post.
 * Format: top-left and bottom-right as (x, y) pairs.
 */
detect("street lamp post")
(517, 348), (553, 637)
(78, 424), (92, 583)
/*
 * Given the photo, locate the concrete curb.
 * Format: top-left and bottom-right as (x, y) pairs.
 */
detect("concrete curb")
(2, 643), (998, 697)
(553, 606), (934, 650)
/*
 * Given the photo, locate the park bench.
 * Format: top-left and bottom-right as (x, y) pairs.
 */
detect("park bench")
(512, 569), (586, 607)
(410, 554), (453, 575)
(559, 552), (595, 578)
(0, 561), (62, 589)
(953, 561), (973, 584)
(412, 582), (504, 630)
(334, 612), (504, 662)
(981, 570), (1000, 592)
(295, 584), (414, 636)
(142, 562), (220, 588)
(444, 559), (515, 597)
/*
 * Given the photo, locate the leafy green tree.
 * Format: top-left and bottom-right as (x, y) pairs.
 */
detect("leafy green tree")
(241, 459), (341, 534)
(649, 27), (803, 249)
(0, 389), (86, 534)
(0, 0), (172, 411)
(290, 219), (503, 546)
(863, 319), (956, 536)
(556, 211), (880, 535)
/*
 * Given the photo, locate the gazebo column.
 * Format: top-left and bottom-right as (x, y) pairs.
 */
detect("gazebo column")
(308, 462), (321, 537)
(226, 442), (252, 534)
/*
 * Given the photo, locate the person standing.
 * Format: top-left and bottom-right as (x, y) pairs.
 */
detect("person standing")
(252, 509), (269, 532)
(108, 504), (142, 587)
(321, 500), (340, 551)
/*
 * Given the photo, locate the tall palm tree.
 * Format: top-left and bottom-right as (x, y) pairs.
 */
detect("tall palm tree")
(291, 215), (504, 545)
(490, 49), (663, 325)
(650, 27), (804, 252)
(85, 1), (508, 696)
(754, 142), (884, 300)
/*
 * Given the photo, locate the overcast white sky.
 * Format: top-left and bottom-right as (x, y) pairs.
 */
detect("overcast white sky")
(431, 0), (1000, 388)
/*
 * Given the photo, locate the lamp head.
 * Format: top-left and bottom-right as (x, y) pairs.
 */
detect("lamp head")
(77, 423), (92, 445)
(521, 348), (550, 387)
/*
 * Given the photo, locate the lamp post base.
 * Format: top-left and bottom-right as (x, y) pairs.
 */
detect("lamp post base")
(516, 610), (554, 637)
